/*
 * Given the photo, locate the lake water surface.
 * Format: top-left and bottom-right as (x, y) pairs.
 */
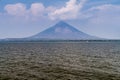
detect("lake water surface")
(0, 42), (120, 80)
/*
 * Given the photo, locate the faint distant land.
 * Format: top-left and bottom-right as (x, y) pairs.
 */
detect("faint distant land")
(28, 21), (98, 40)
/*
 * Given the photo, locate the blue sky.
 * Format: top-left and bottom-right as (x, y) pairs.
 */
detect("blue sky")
(0, 0), (120, 39)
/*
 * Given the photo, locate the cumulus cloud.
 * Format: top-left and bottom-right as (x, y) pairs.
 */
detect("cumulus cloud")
(4, 3), (47, 21)
(30, 3), (45, 16)
(49, 0), (87, 20)
(3, 0), (87, 20)
(3, 1), (120, 26)
(4, 3), (27, 16)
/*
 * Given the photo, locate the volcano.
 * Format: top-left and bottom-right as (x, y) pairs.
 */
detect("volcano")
(29, 21), (97, 40)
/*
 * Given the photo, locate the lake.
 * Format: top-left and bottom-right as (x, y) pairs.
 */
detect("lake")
(0, 41), (120, 80)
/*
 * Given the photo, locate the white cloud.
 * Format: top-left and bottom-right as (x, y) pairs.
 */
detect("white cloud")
(49, 0), (87, 20)
(3, 0), (87, 20)
(4, 3), (47, 21)
(4, 3), (27, 16)
(30, 3), (45, 16)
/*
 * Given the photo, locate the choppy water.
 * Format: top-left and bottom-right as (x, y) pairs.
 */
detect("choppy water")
(0, 42), (120, 80)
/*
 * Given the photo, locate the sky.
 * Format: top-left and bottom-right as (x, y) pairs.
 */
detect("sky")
(0, 0), (120, 39)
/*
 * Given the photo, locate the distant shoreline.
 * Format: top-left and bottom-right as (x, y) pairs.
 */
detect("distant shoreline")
(0, 40), (120, 43)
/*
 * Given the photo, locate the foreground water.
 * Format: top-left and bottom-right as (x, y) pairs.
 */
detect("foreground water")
(0, 42), (120, 80)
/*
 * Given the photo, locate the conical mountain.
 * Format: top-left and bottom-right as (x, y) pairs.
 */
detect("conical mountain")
(29, 21), (97, 40)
